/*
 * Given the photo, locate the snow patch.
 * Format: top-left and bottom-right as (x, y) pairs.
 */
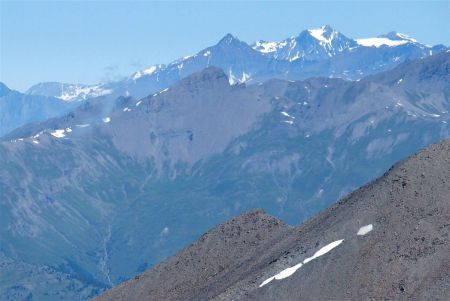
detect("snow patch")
(253, 41), (280, 53)
(260, 239), (344, 287)
(102, 117), (111, 123)
(274, 262), (303, 280)
(50, 129), (66, 138)
(58, 84), (111, 102)
(302, 239), (344, 264)
(133, 65), (159, 80)
(357, 224), (373, 236)
(259, 276), (275, 287)
(356, 38), (409, 47)
(228, 70), (251, 85)
(308, 26), (335, 44)
(281, 111), (295, 119)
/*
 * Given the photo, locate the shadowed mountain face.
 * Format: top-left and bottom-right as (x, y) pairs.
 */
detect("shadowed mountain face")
(0, 83), (77, 137)
(94, 139), (450, 301)
(1, 53), (449, 300)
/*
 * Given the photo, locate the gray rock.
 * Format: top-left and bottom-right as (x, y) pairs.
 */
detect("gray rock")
(95, 139), (450, 301)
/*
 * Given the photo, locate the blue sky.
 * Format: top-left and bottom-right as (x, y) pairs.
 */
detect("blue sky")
(1, 0), (449, 91)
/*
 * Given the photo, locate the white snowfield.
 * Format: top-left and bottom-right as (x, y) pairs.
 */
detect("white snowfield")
(253, 41), (280, 53)
(228, 71), (251, 85)
(357, 224), (373, 236)
(356, 38), (409, 48)
(274, 262), (303, 280)
(58, 84), (111, 102)
(302, 239), (344, 264)
(308, 27), (335, 44)
(260, 222), (375, 288)
(50, 129), (66, 138)
(133, 65), (159, 80)
(260, 239), (344, 287)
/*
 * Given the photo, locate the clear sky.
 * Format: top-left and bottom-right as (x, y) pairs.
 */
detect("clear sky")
(1, 0), (449, 92)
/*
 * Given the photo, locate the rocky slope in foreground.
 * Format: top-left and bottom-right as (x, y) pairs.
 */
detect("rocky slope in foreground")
(95, 139), (450, 301)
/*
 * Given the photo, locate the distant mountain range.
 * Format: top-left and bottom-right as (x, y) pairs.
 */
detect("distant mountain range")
(1, 26), (446, 138)
(1, 52), (449, 300)
(94, 139), (450, 301)
(26, 25), (447, 102)
(0, 82), (77, 137)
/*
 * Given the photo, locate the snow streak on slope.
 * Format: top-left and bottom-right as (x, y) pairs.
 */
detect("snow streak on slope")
(260, 239), (344, 287)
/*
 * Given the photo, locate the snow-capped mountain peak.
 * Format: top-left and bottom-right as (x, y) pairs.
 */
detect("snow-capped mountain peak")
(132, 65), (163, 80)
(356, 31), (419, 48)
(381, 31), (417, 42)
(24, 26), (446, 103)
(307, 25), (337, 44)
(253, 25), (357, 61)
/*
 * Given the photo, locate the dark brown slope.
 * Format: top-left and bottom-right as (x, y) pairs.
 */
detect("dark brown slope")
(220, 139), (450, 301)
(93, 210), (290, 301)
(95, 139), (450, 301)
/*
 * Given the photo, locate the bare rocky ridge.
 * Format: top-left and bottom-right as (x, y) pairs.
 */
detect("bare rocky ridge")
(94, 210), (289, 301)
(95, 139), (450, 300)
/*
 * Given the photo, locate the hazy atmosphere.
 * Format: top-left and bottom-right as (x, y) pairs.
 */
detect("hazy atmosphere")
(1, 1), (449, 91)
(1, 1), (449, 300)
